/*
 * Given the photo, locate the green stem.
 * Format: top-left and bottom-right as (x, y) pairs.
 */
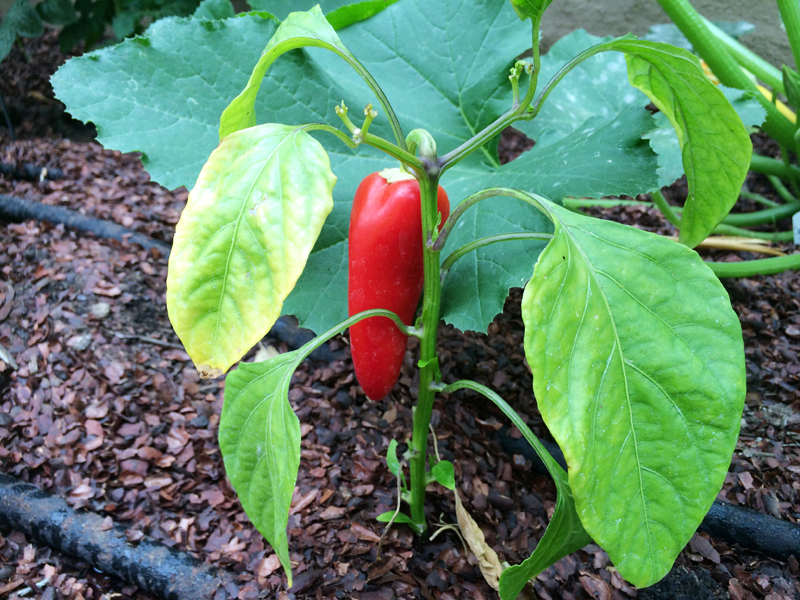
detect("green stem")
(438, 21), (541, 172)
(700, 17), (784, 93)
(750, 153), (800, 180)
(779, 143), (800, 199)
(440, 232), (553, 281)
(433, 187), (551, 252)
(708, 253), (800, 277)
(562, 198), (654, 209)
(739, 191), (780, 208)
(337, 54), (407, 150)
(307, 123), (423, 171)
(655, 0), (796, 147)
(767, 175), (799, 204)
(527, 38), (621, 121)
(408, 171), (445, 535)
(296, 308), (420, 360)
(433, 379), (565, 476)
(722, 200), (800, 226)
(651, 190), (682, 228)
(778, 0), (800, 74)
(712, 223), (795, 241)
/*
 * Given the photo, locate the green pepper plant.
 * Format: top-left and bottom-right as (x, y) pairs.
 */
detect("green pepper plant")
(52, 0), (752, 596)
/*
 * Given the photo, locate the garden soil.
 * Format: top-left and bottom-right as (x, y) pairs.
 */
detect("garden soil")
(1, 32), (799, 600)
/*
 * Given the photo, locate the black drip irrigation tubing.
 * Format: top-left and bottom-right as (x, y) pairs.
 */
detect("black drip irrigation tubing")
(498, 430), (800, 563)
(0, 194), (172, 256)
(0, 475), (233, 600)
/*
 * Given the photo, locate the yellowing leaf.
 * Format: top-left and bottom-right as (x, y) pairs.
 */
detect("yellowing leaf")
(167, 123), (335, 377)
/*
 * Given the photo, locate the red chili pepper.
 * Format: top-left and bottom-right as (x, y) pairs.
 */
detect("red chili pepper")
(348, 168), (450, 400)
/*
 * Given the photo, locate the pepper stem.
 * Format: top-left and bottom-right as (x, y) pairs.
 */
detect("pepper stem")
(407, 167), (443, 535)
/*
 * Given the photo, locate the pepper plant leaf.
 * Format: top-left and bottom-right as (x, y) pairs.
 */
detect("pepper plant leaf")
(521, 200), (745, 586)
(643, 86), (766, 188)
(166, 123), (335, 377)
(609, 38), (752, 248)
(220, 352), (304, 587)
(219, 5), (363, 139)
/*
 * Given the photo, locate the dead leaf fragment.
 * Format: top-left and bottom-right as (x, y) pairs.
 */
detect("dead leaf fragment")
(454, 489), (503, 590)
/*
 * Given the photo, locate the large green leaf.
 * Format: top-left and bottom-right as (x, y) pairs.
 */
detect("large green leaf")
(611, 39), (751, 248)
(220, 352), (303, 587)
(521, 200), (744, 586)
(53, 3), (663, 336)
(166, 123), (335, 377)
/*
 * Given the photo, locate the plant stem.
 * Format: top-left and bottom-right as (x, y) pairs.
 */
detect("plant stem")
(778, 0), (800, 74)
(722, 201), (800, 227)
(739, 191), (780, 208)
(561, 198), (654, 209)
(655, 0), (796, 147)
(708, 253), (800, 277)
(307, 123), (423, 171)
(408, 170), (445, 535)
(767, 175), (799, 204)
(651, 190), (682, 228)
(712, 223), (795, 242)
(779, 143), (800, 199)
(440, 232), (553, 281)
(438, 20), (542, 172)
(699, 17), (784, 93)
(433, 187), (551, 252)
(750, 153), (800, 180)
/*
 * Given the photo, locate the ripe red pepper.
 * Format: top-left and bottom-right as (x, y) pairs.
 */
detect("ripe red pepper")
(348, 169), (450, 401)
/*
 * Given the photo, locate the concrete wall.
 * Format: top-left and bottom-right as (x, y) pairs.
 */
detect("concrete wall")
(541, 0), (792, 69)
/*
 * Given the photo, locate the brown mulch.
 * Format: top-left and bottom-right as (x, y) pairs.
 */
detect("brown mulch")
(2, 32), (800, 600)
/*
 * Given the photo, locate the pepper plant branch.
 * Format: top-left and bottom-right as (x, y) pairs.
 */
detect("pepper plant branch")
(300, 309), (420, 362)
(408, 171), (446, 535)
(440, 232), (553, 282)
(333, 51), (407, 150)
(437, 21), (542, 172)
(433, 379), (564, 478)
(432, 187), (551, 252)
(309, 121), (424, 171)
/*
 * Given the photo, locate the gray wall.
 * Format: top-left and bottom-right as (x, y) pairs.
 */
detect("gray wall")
(541, 0), (792, 69)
